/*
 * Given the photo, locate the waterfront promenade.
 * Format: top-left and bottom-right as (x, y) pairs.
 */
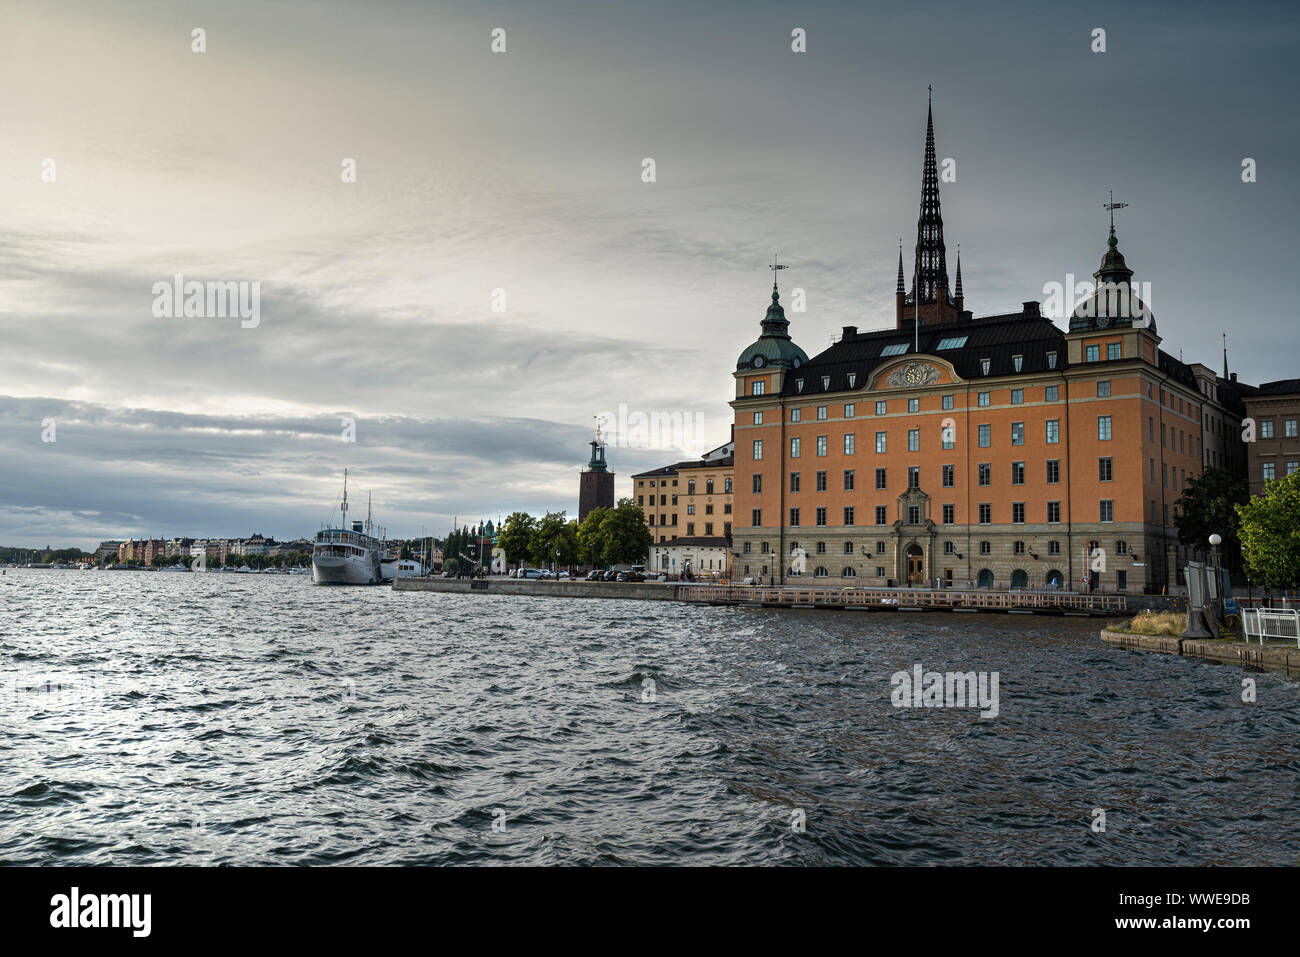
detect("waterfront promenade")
(394, 577), (1133, 615)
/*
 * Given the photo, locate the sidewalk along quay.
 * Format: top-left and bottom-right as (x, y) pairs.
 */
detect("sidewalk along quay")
(393, 576), (1139, 616)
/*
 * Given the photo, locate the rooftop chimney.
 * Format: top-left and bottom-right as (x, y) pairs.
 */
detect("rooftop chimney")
(842, 325), (858, 339)
(1022, 301), (1040, 318)
(1231, 372), (1238, 382)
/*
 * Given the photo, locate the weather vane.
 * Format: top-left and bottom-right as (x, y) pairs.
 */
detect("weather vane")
(769, 253), (788, 277)
(1103, 190), (1128, 230)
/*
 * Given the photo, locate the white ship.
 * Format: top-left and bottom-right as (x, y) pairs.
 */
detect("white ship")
(312, 470), (392, 585)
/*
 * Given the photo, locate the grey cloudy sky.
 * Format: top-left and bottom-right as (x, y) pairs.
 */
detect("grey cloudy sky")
(2, 0), (1297, 548)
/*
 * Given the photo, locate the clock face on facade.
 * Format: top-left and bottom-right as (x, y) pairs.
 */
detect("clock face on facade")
(752, 356), (765, 368)
(905, 367), (924, 384)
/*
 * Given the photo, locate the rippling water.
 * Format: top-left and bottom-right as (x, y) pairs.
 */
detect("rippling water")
(1, 568), (1297, 866)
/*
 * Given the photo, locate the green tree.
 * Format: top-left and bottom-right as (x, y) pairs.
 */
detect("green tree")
(601, 498), (652, 566)
(1236, 470), (1300, 589)
(498, 512), (537, 566)
(1174, 467), (1248, 571)
(577, 506), (611, 566)
(530, 511), (579, 568)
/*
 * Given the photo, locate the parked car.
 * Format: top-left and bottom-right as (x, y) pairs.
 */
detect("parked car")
(602, 569), (618, 581)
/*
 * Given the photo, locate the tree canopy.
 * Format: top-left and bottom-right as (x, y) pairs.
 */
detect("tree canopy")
(1236, 470), (1300, 588)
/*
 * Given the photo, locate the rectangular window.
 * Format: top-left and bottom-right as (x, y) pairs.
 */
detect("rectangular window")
(908, 428), (920, 452)
(978, 463), (991, 486)
(1013, 355), (1024, 372)
(978, 391), (990, 407)
(816, 471), (827, 492)
(816, 435), (827, 457)
(1261, 420), (1275, 438)
(1107, 342), (1120, 360)
(942, 394), (954, 410)
(908, 466), (919, 489)
(876, 431), (887, 453)
(1012, 461), (1025, 485)
(936, 336), (968, 350)
(1049, 541), (1059, 555)
(981, 358), (990, 375)
(1046, 460), (1060, 484)
(845, 403), (855, 418)
(943, 504), (954, 525)
(1086, 344), (1099, 362)
(979, 541), (991, 556)
(907, 505), (920, 525)
(790, 472), (800, 493)
(875, 506), (887, 526)
(1011, 422), (1024, 446)
(843, 507), (855, 526)
(816, 507), (827, 527)
(1011, 389), (1024, 405)
(1285, 419), (1297, 438)
(875, 400), (887, 415)
(1047, 351), (1057, 369)
(686, 523), (694, 535)
(791, 408), (801, 422)
(753, 440), (763, 460)
(752, 474), (762, 493)
(908, 397), (920, 413)
(844, 469), (855, 491)
(1099, 457), (1113, 482)
(1097, 380), (1111, 397)
(752, 509), (762, 527)
(1047, 501), (1061, 524)
(978, 424), (990, 448)
(816, 405), (827, 420)
(1100, 500), (1114, 523)
(876, 467), (887, 490)
(844, 433), (855, 454)
(1012, 502), (1025, 524)
(1045, 385), (1058, 401)
(1263, 462), (1276, 481)
(942, 464), (954, 487)
(789, 508), (800, 527)
(1045, 419), (1059, 445)
(790, 437), (800, 457)
(978, 503), (991, 525)
(1098, 415), (1113, 441)
(880, 343), (909, 356)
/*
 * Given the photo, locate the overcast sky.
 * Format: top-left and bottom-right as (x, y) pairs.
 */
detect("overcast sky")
(2, 0), (1297, 549)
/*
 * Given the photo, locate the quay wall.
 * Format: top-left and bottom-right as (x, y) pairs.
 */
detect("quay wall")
(1100, 628), (1300, 675)
(394, 577), (681, 601)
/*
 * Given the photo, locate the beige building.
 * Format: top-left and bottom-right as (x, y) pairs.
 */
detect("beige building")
(632, 438), (734, 545)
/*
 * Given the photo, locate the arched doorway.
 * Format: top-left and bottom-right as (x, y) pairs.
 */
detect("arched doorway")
(1010, 569), (1028, 589)
(905, 544), (924, 585)
(977, 568), (994, 589)
(1046, 569), (1063, 589)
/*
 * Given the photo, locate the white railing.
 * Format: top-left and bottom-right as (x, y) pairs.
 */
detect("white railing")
(1241, 608), (1300, 647)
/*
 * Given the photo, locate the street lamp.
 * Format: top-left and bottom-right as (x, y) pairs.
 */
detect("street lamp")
(1209, 533), (1223, 601)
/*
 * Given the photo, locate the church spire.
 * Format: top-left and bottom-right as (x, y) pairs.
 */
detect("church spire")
(954, 244), (963, 300)
(910, 85), (950, 305)
(896, 241), (905, 295)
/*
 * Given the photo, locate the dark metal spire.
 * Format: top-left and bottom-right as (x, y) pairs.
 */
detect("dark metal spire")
(910, 86), (950, 304)
(895, 241), (905, 294)
(954, 243), (963, 300)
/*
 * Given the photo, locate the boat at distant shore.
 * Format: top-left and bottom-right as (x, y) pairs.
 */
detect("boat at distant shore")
(311, 470), (395, 585)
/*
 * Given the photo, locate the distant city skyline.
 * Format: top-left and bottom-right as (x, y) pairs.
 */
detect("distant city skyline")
(2, 0), (1297, 548)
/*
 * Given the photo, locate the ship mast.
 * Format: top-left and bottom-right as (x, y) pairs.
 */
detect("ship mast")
(341, 468), (349, 525)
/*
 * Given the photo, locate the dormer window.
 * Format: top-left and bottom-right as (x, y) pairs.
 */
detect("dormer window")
(847, 373), (856, 388)
(1047, 351), (1057, 369)
(821, 376), (830, 390)
(795, 379), (804, 393)
(1012, 355), (1023, 372)
(751, 380), (765, 396)
(980, 358), (990, 375)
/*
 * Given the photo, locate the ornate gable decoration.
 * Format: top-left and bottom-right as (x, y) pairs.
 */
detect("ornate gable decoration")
(885, 361), (941, 388)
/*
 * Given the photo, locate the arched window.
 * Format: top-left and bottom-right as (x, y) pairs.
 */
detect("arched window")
(1046, 569), (1063, 589)
(1010, 569), (1028, 589)
(814, 566), (829, 578)
(977, 569), (994, 588)
(841, 566), (857, 578)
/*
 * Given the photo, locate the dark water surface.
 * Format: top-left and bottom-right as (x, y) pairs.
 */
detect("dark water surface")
(1, 569), (1296, 865)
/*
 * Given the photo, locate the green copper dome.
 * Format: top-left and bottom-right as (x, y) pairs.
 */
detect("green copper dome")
(736, 284), (809, 370)
(1069, 226), (1156, 333)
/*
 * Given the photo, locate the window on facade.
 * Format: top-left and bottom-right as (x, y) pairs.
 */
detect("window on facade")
(945, 541), (955, 554)
(978, 424), (991, 447)
(1012, 502), (1025, 524)
(1117, 540), (1128, 555)
(943, 504), (955, 524)
(1047, 460), (1060, 484)
(1263, 462), (1276, 481)
(705, 479), (713, 494)
(688, 479), (696, 494)
(942, 395), (954, 410)
(789, 508), (800, 526)
(816, 507), (827, 527)
(1013, 355), (1023, 372)
(978, 463), (991, 486)
(844, 433), (855, 455)
(1097, 380), (1111, 397)
(1014, 541), (1025, 555)
(908, 466), (920, 489)
(1047, 501), (1061, 523)
(817, 405), (827, 420)
(821, 377), (830, 391)
(844, 469), (855, 490)
(753, 411), (763, 425)
(908, 428), (920, 452)
(1085, 344), (1099, 362)
(1100, 500), (1114, 523)
(1045, 385), (1058, 401)
(1099, 457), (1113, 482)
(816, 471), (827, 492)
(752, 474), (762, 493)
(1098, 415), (1112, 440)
(876, 431), (887, 453)
(875, 506), (887, 525)
(790, 472), (800, 492)
(876, 401), (887, 415)
(881, 343), (909, 357)
(979, 540), (991, 555)
(1011, 389), (1024, 405)
(844, 507), (855, 526)
(908, 505), (920, 525)
(978, 391), (990, 407)
(687, 504), (695, 515)
(753, 440), (763, 460)
(845, 402), (855, 417)
(876, 467), (887, 489)
(1261, 420), (1275, 438)
(1107, 343), (1120, 360)
(1011, 422), (1024, 446)
(724, 477), (732, 494)
(1286, 419), (1298, 438)
(979, 503), (991, 524)
(816, 435), (827, 456)
(752, 509), (763, 527)
(980, 358), (990, 375)
(791, 408), (801, 422)
(1049, 541), (1060, 555)
(795, 380), (804, 393)
(908, 397), (919, 413)
(1046, 420), (1060, 444)
(942, 464), (954, 487)
(1047, 351), (1057, 369)
(937, 336), (968, 350)
(790, 437), (800, 458)
(1012, 461), (1024, 485)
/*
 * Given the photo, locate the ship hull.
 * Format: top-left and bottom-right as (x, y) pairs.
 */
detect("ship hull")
(311, 553), (383, 585)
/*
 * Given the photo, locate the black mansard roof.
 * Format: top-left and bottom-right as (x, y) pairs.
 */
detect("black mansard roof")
(632, 455), (734, 480)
